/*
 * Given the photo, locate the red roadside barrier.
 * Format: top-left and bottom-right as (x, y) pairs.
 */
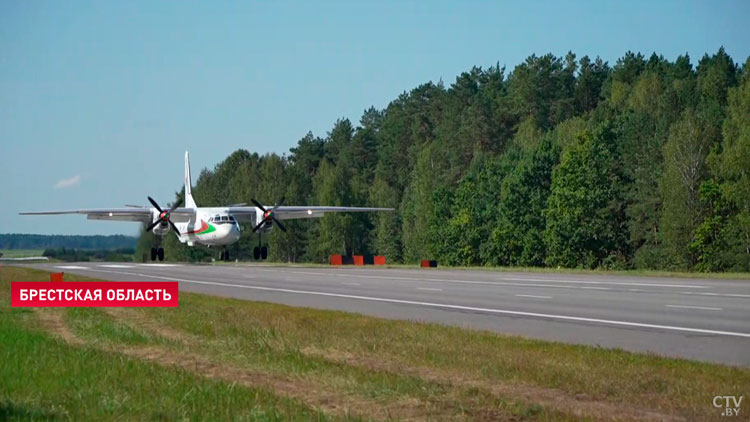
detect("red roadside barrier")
(331, 254), (387, 266)
(50, 272), (64, 282)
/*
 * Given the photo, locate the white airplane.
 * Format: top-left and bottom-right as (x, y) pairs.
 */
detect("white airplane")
(21, 151), (393, 262)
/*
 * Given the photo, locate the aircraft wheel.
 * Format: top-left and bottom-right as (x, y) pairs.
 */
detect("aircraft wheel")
(157, 248), (165, 262)
(150, 248), (157, 261)
(260, 246), (268, 260)
(253, 247), (260, 260)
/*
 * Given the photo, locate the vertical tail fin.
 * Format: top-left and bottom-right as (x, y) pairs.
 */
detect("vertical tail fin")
(184, 151), (197, 209)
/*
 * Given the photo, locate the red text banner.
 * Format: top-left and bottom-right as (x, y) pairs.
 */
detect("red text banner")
(11, 282), (179, 307)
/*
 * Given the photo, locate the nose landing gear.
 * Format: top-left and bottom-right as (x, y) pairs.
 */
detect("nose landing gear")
(220, 249), (230, 261)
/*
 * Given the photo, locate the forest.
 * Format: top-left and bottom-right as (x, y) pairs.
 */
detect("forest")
(138, 48), (750, 271)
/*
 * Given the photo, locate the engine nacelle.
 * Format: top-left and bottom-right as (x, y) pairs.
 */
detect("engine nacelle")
(151, 217), (171, 235)
(254, 210), (273, 233)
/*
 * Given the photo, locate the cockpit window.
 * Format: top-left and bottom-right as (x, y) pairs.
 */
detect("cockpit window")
(209, 214), (236, 224)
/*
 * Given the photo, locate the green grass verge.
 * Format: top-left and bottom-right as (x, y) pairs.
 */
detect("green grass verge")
(1, 265), (748, 421)
(0, 249), (45, 258)
(0, 267), (337, 422)
(0, 319), (332, 421)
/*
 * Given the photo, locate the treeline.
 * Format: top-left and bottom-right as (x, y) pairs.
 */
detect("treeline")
(143, 48), (750, 271)
(0, 234), (137, 250)
(42, 247), (135, 262)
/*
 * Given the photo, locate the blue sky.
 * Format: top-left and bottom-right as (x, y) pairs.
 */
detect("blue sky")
(1, 1), (749, 236)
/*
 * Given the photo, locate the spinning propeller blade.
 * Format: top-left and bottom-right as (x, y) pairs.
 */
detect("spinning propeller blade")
(147, 197), (182, 235)
(251, 197), (287, 232)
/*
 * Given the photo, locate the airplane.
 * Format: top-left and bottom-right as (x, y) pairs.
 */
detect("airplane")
(20, 151), (393, 262)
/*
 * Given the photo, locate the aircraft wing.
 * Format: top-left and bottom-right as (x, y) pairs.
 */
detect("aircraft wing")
(19, 208), (196, 223)
(227, 206), (394, 222)
(275, 206), (394, 220)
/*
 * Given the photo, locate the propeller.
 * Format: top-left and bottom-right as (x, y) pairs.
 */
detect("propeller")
(146, 196), (182, 235)
(251, 197), (287, 232)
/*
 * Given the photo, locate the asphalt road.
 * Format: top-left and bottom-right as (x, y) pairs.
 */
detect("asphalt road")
(20, 262), (750, 366)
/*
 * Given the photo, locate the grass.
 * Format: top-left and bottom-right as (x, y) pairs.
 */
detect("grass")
(1, 265), (749, 421)
(0, 249), (45, 258)
(0, 267), (338, 422)
(0, 321), (330, 421)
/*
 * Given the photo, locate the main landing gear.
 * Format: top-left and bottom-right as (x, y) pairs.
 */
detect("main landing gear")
(253, 233), (268, 260)
(150, 247), (165, 262)
(253, 246), (268, 260)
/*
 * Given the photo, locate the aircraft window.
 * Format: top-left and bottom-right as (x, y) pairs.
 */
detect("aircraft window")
(221, 216), (229, 221)
(228, 216), (235, 222)
(208, 217), (213, 222)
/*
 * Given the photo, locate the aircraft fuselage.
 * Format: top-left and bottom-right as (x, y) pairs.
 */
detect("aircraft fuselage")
(172, 207), (248, 247)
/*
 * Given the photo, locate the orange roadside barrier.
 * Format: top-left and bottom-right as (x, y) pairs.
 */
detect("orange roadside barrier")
(373, 256), (386, 265)
(330, 254), (343, 265)
(50, 272), (65, 282)
(353, 255), (365, 266)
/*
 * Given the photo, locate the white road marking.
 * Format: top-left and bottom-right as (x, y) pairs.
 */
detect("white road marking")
(139, 263), (181, 267)
(666, 305), (723, 311)
(98, 264), (134, 268)
(284, 268), (708, 289)
(680, 291), (750, 299)
(55, 265), (88, 270)
(80, 268), (750, 339)
(273, 270), (733, 296)
(417, 287), (442, 291)
(342, 282), (360, 286)
(261, 269), (721, 293)
(361, 267), (711, 289)
(515, 294), (552, 299)
(496, 276), (708, 289)
(284, 270), (615, 292)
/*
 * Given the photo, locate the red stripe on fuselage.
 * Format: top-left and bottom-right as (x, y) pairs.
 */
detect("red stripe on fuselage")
(186, 220), (209, 235)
